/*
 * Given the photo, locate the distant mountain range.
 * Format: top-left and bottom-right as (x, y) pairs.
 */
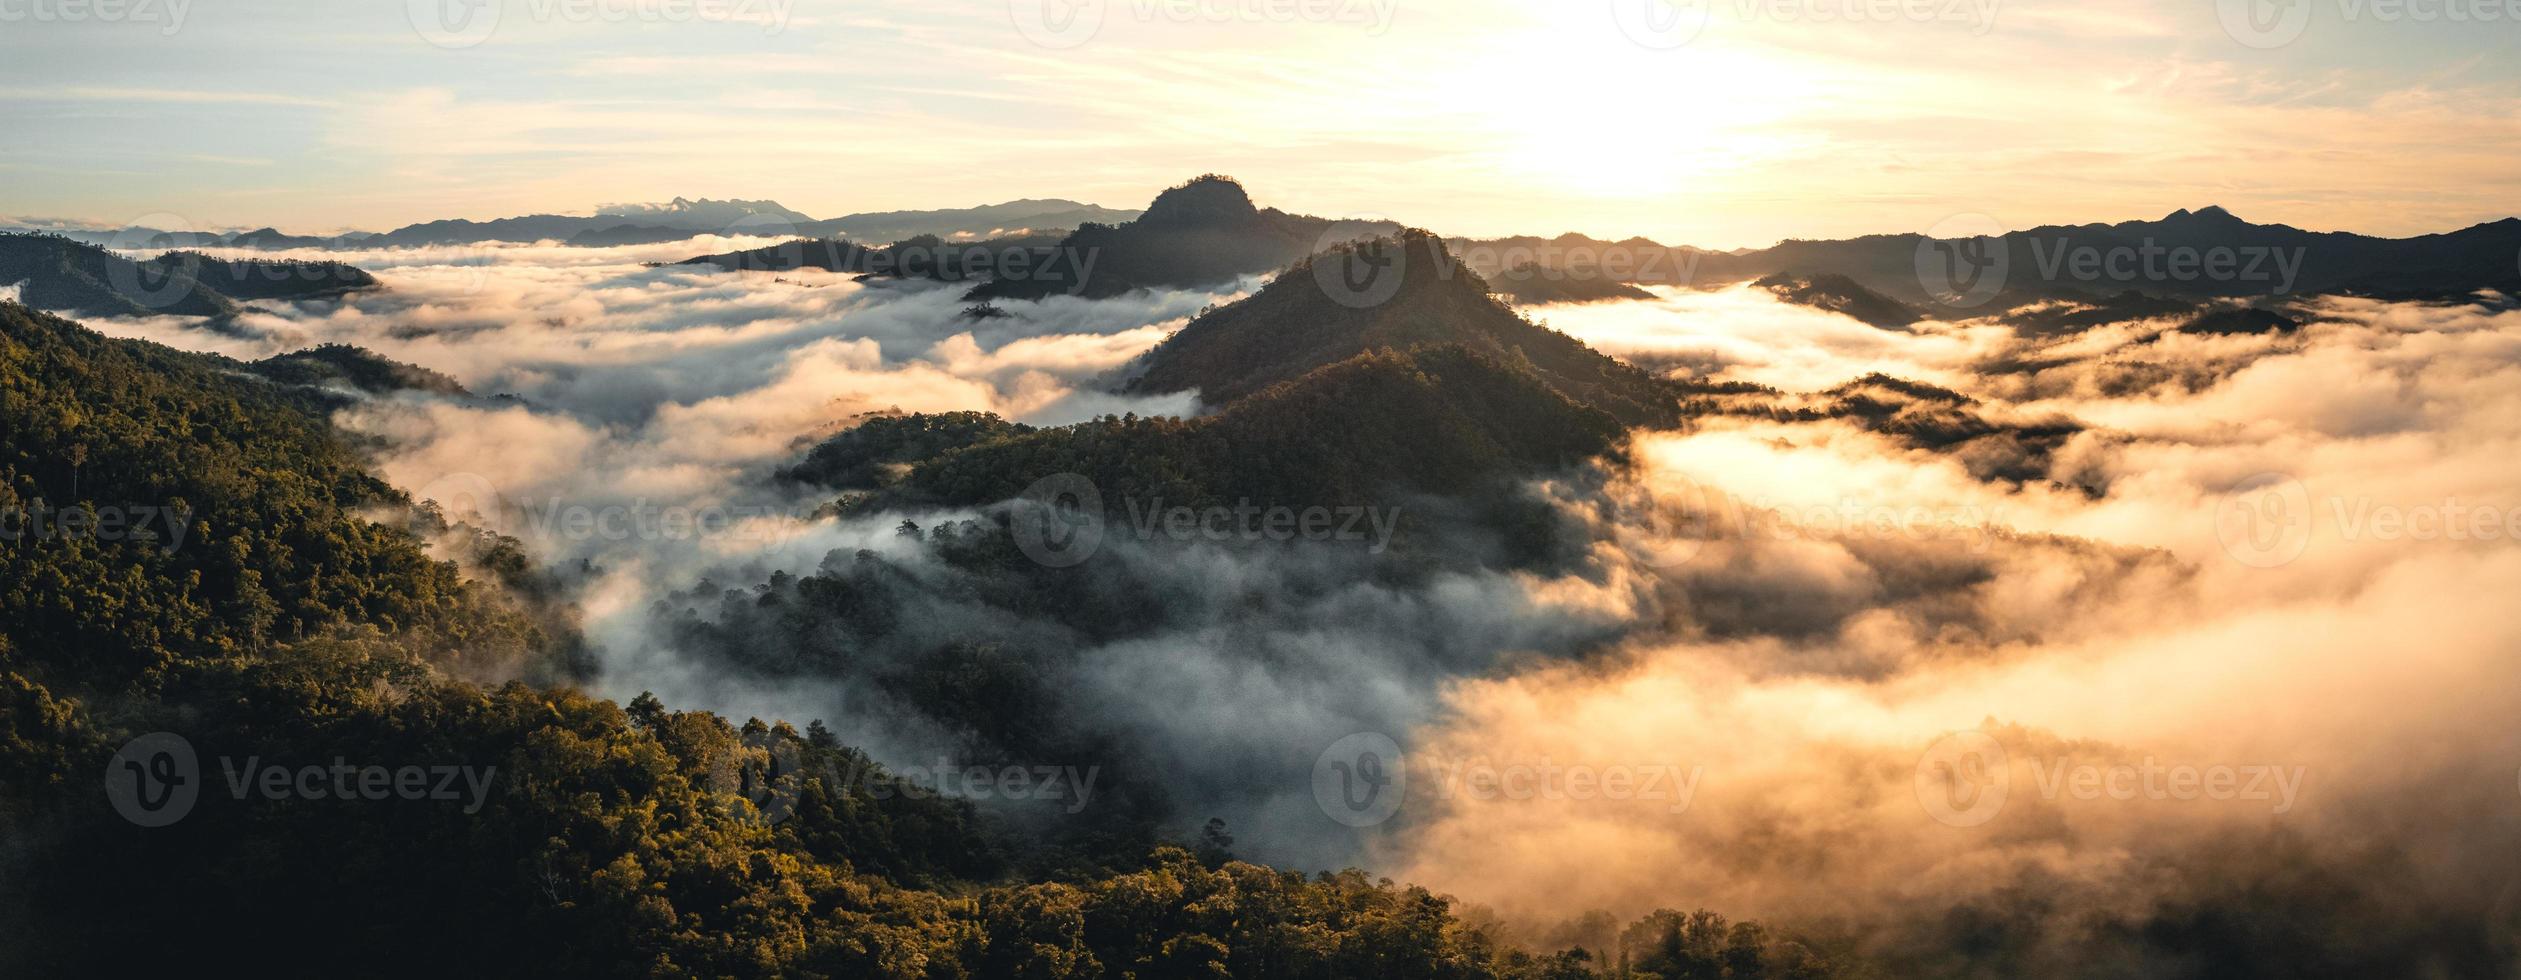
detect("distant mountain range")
(1691, 205), (2521, 307)
(664, 178), (2521, 315)
(5, 197), (1144, 252)
(12, 179), (2518, 320)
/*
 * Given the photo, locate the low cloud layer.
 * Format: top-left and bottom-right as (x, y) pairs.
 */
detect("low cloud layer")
(69, 243), (2521, 971)
(1383, 295), (2521, 972)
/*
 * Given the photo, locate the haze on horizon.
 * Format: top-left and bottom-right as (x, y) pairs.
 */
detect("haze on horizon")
(4, 0), (2519, 249)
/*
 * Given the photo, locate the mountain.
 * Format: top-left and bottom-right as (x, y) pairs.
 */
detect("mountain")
(0, 232), (236, 317)
(965, 175), (1385, 301)
(2177, 306), (2301, 336)
(795, 199), (1143, 242)
(1696, 206), (2521, 307)
(2000, 289), (2203, 336)
(0, 301), (554, 684)
(1421, 208), (2521, 316)
(1754, 271), (1921, 329)
(665, 233), (1070, 283)
(166, 251), (377, 302)
(220, 227), (344, 250)
(49, 199), (1141, 254)
(594, 196), (813, 227)
(1682, 371), (2085, 486)
(358, 198), (814, 248)
(886, 344), (1634, 518)
(1484, 260), (1658, 305)
(1126, 230), (1683, 427)
(245, 343), (472, 401)
(0, 234), (377, 319)
(778, 411), (1034, 492)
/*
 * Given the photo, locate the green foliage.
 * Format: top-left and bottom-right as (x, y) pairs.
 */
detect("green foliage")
(893, 345), (1629, 517)
(151, 250), (379, 302)
(0, 302), (553, 688)
(248, 342), (471, 398)
(783, 410), (1035, 491)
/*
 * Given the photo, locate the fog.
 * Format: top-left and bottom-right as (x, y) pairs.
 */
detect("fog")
(66, 245), (2521, 969)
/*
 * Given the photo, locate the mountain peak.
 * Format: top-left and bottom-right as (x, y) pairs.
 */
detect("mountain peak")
(1128, 229), (1679, 426)
(2163, 205), (2244, 225)
(1140, 175), (1258, 225)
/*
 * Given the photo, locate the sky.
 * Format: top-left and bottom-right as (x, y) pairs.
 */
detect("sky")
(2, 0), (2518, 248)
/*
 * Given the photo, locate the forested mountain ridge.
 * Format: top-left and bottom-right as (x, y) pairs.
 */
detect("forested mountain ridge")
(0, 301), (551, 685)
(1127, 230), (1684, 427)
(887, 344), (1634, 516)
(0, 232), (376, 319)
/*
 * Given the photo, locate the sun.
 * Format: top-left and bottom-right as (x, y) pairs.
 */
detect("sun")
(1465, 18), (1823, 201)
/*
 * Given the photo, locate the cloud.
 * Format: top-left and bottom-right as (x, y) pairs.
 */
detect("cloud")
(1372, 295), (2521, 971)
(83, 236), (2521, 968)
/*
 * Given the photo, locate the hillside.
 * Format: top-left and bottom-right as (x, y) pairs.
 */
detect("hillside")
(1486, 260), (1659, 305)
(0, 302), (549, 685)
(0, 233), (238, 317)
(891, 344), (1632, 516)
(0, 234), (375, 319)
(1127, 230), (1683, 427)
(1754, 271), (1921, 329)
